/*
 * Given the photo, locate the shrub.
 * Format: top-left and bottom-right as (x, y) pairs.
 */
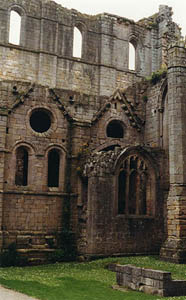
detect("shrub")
(0, 243), (28, 267)
(146, 66), (167, 85)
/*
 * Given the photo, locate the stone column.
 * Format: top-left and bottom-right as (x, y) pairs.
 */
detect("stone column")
(160, 42), (186, 263)
(0, 111), (8, 249)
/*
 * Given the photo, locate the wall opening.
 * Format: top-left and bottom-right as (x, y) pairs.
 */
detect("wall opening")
(9, 10), (21, 45)
(117, 154), (153, 216)
(128, 170), (138, 214)
(107, 120), (124, 138)
(73, 27), (82, 58)
(129, 42), (136, 71)
(48, 149), (60, 187)
(118, 170), (126, 214)
(139, 172), (147, 214)
(15, 147), (28, 186)
(30, 109), (51, 133)
(162, 85), (168, 150)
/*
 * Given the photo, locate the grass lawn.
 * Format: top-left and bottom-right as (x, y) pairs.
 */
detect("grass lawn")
(0, 256), (186, 300)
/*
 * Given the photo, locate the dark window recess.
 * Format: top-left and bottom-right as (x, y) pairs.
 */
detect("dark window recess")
(128, 171), (138, 214)
(30, 110), (51, 133)
(15, 147), (28, 186)
(107, 121), (124, 138)
(118, 170), (126, 214)
(139, 172), (147, 214)
(48, 149), (60, 187)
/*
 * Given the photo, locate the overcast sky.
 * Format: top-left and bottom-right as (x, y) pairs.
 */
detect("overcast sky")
(54, 0), (186, 36)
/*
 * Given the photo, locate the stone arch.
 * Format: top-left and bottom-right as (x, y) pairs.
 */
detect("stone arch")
(47, 149), (60, 187)
(129, 41), (136, 70)
(128, 35), (138, 71)
(105, 118), (126, 139)
(44, 144), (66, 190)
(128, 34), (143, 73)
(114, 146), (158, 217)
(73, 22), (86, 59)
(8, 5), (26, 46)
(15, 146), (28, 186)
(94, 141), (124, 153)
(9, 142), (35, 187)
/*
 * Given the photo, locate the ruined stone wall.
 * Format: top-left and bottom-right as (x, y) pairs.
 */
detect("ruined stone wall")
(109, 264), (186, 297)
(161, 42), (186, 263)
(0, 81), (72, 250)
(0, 0), (179, 99)
(79, 147), (165, 256)
(0, 0), (182, 259)
(3, 193), (63, 248)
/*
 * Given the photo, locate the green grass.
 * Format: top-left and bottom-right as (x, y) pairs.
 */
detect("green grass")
(0, 256), (186, 300)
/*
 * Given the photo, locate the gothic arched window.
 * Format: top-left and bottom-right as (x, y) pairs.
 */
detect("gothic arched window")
(118, 155), (152, 216)
(48, 149), (60, 187)
(9, 10), (21, 45)
(129, 41), (136, 71)
(15, 147), (28, 186)
(73, 27), (82, 58)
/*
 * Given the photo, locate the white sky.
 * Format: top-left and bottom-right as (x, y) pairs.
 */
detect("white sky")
(54, 0), (186, 36)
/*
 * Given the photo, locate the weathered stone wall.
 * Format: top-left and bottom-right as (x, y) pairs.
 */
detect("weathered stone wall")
(79, 147), (165, 256)
(0, 0), (182, 260)
(3, 193), (63, 248)
(0, 81), (70, 250)
(0, 0), (180, 96)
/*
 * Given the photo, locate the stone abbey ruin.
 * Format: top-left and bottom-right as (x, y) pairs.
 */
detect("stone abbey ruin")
(0, 0), (186, 263)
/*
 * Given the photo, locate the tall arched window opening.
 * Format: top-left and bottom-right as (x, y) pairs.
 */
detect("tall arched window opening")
(9, 10), (21, 45)
(117, 155), (152, 216)
(129, 42), (136, 71)
(162, 85), (168, 150)
(48, 149), (60, 187)
(73, 27), (82, 58)
(118, 170), (126, 214)
(15, 147), (28, 186)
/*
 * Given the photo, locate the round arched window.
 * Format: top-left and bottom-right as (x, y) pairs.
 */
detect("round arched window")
(30, 109), (52, 133)
(106, 120), (124, 138)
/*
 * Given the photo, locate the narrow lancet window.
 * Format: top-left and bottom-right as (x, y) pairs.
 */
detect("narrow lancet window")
(9, 11), (21, 45)
(129, 42), (136, 71)
(15, 147), (28, 186)
(48, 149), (60, 187)
(73, 27), (82, 58)
(118, 170), (126, 214)
(128, 171), (138, 214)
(139, 172), (147, 215)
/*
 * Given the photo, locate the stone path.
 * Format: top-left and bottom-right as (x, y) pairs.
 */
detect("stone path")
(0, 285), (38, 300)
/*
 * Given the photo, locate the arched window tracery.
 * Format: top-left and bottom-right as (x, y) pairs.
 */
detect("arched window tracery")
(118, 155), (153, 216)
